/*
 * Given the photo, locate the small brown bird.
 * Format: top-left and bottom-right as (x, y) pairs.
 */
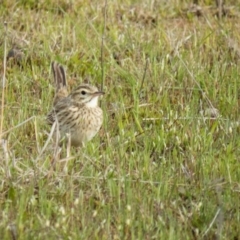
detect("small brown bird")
(47, 62), (104, 147)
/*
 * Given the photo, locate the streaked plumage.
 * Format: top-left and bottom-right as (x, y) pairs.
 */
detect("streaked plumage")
(47, 62), (104, 147)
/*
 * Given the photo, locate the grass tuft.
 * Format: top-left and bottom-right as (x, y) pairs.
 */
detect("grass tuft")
(0, 0), (240, 239)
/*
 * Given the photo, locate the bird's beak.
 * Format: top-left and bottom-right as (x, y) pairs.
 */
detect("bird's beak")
(93, 91), (105, 96)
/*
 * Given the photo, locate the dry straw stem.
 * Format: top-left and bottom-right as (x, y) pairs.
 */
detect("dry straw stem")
(177, 54), (216, 111)
(138, 57), (149, 98)
(35, 121), (57, 162)
(0, 21), (8, 139)
(202, 208), (221, 237)
(0, 116), (36, 138)
(100, 0), (107, 92)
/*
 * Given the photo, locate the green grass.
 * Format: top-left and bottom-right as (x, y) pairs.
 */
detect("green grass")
(1, 0), (240, 239)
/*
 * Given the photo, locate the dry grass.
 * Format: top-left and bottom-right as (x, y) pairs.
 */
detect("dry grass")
(1, 0), (240, 239)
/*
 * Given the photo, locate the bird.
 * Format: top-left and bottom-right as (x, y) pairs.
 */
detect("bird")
(47, 62), (104, 147)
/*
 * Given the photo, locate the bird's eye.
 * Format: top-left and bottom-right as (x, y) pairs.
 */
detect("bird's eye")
(81, 91), (86, 95)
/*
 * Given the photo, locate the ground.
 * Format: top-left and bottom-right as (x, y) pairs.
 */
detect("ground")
(0, 0), (240, 239)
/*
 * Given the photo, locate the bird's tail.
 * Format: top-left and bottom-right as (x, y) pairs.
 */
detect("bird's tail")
(51, 62), (68, 105)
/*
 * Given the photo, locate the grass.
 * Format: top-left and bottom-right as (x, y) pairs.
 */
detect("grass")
(1, 0), (240, 239)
